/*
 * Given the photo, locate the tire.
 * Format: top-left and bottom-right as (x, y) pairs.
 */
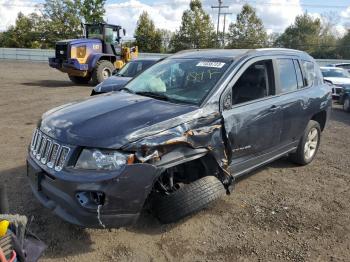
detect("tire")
(152, 176), (226, 224)
(343, 96), (350, 112)
(68, 74), (91, 84)
(289, 120), (321, 165)
(91, 60), (115, 85)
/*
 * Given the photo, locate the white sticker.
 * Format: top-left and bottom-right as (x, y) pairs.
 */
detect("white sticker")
(196, 61), (226, 68)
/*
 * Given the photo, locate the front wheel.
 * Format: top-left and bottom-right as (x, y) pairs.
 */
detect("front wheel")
(289, 120), (321, 165)
(152, 176), (226, 224)
(91, 60), (115, 85)
(343, 96), (350, 112)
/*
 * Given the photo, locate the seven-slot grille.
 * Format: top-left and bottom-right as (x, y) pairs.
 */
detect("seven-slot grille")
(30, 129), (70, 171)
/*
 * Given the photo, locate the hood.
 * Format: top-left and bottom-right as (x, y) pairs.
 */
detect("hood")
(57, 38), (101, 46)
(40, 92), (198, 148)
(323, 77), (350, 85)
(94, 76), (132, 93)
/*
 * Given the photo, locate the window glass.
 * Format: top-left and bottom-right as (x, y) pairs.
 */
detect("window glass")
(232, 60), (274, 105)
(321, 68), (350, 78)
(125, 58), (232, 105)
(277, 59), (298, 93)
(301, 60), (316, 86)
(87, 25), (103, 40)
(293, 60), (304, 88)
(104, 28), (115, 44)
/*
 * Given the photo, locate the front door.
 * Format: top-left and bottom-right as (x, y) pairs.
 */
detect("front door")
(222, 59), (283, 175)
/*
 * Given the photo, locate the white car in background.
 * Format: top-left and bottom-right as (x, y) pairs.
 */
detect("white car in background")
(320, 67), (350, 100)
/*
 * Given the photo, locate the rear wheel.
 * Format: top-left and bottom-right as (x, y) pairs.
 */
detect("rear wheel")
(343, 96), (350, 112)
(152, 176), (226, 224)
(92, 60), (114, 85)
(289, 120), (321, 165)
(68, 74), (91, 84)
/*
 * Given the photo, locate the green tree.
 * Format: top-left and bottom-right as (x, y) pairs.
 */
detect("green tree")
(275, 13), (338, 57)
(79, 0), (106, 23)
(134, 11), (162, 53)
(227, 4), (268, 48)
(337, 30), (350, 59)
(0, 12), (44, 48)
(41, 0), (83, 47)
(170, 0), (216, 52)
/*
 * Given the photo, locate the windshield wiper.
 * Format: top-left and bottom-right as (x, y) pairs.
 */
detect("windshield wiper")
(135, 91), (170, 101)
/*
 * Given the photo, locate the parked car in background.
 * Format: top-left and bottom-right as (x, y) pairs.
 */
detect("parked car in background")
(339, 86), (350, 112)
(326, 63), (350, 73)
(27, 48), (331, 228)
(91, 57), (161, 95)
(320, 67), (350, 100)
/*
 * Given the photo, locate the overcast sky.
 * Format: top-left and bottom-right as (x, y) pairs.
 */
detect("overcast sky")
(0, 0), (349, 37)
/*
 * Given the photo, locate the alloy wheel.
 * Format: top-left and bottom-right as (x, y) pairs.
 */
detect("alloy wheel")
(304, 127), (319, 161)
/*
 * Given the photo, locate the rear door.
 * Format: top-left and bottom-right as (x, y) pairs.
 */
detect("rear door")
(221, 58), (283, 175)
(275, 58), (312, 146)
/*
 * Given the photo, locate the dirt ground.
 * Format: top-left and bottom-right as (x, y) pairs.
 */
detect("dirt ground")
(0, 60), (349, 262)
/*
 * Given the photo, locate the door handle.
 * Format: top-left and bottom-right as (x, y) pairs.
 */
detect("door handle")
(269, 105), (279, 112)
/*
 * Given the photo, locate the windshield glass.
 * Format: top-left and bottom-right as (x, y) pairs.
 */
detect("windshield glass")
(117, 60), (156, 77)
(87, 25), (103, 40)
(125, 58), (232, 105)
(321, 68), (350, 78)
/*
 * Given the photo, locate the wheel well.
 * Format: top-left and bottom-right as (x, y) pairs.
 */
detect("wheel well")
(151, 154), (224, 194)
(99, 56), (116, 64)
(311, 111), (327, 131)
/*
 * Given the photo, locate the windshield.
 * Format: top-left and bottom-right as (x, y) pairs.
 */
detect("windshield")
(124, 58), (232, 105)
(117, 60), (156, 77)
(87, 25), (103, 40)
(321, 68), (350, 78)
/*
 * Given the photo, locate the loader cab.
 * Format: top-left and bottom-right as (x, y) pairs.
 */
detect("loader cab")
(85, 23), (125, 55)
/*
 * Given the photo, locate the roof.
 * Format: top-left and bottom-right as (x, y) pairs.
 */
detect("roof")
(170, 48), (313, 60)
(320, 66), (347, 70)
(134, 57), (163, 61)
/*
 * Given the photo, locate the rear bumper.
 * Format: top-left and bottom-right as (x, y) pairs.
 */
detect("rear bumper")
(26, 156), (160, 228)
(49, 58), (89, 76)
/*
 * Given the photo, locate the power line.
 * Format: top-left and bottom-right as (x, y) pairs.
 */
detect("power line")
(222, 12), (232, 46)
(0, 1), (349, 9)
(212, 0), (229, 46)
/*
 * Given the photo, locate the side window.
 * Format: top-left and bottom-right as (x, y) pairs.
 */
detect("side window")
(293, 60), (304, 88)
(276, 59), (298, 93)
(301, 60), (316, 86)
(232, 60), (275, 105)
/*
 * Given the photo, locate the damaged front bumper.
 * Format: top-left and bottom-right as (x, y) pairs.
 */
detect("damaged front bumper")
(26, 156), (161, 228)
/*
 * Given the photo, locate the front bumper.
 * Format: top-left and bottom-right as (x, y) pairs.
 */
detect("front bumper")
(26, 155), (160, 228)
(48, 58), (89, 76)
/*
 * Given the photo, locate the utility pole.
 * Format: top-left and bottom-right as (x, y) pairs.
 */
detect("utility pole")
(211, 0), (228, 46)
(221, 12), (232, 47)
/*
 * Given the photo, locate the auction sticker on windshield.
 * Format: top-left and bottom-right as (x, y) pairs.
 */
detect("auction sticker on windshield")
(196, 61), (226, 68)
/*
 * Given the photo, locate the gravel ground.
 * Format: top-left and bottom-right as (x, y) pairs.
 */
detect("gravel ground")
(0, 60), (349, 262)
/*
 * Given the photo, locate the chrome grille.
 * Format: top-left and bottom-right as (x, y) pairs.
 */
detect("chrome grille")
(30, 129), (70, 171)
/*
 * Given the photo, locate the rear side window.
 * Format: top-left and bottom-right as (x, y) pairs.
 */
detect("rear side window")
(276, 59), (298, 93)
(301, 60), (316, 86)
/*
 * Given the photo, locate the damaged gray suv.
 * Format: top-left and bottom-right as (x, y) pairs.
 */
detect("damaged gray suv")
(27, 49), (331, 227)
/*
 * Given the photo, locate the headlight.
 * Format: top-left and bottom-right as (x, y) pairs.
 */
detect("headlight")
(75, 149), (132, 171)
(76, 45), (86, 58)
